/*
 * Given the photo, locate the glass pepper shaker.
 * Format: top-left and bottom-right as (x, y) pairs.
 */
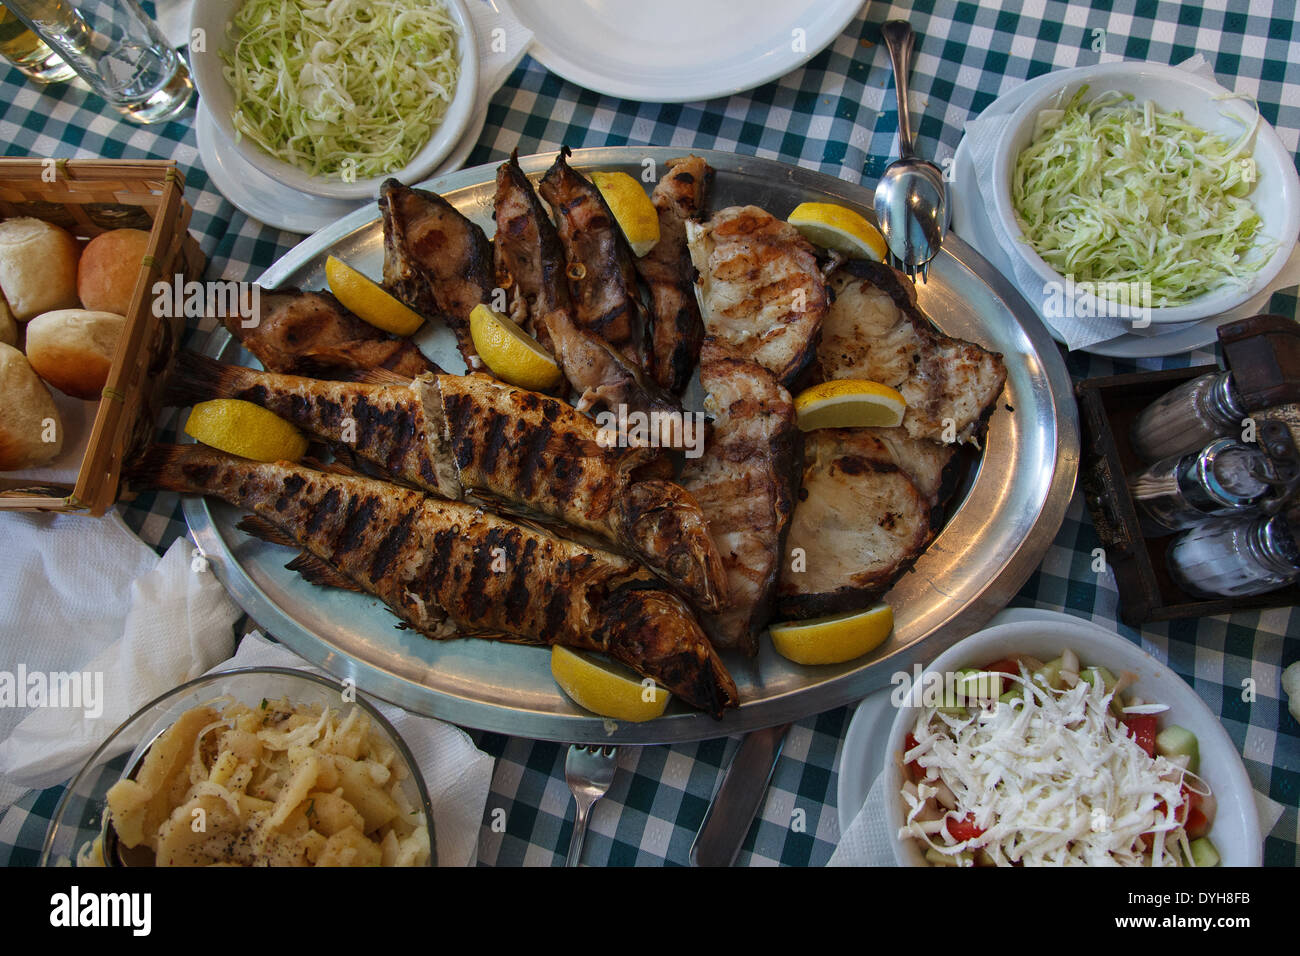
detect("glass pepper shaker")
(1166, 514), (1300, 598)
(1129, 438), (1273, 536)
(1130, 371), (1246, 463)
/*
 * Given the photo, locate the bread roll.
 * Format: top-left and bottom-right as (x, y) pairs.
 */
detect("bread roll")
(25, 309), (125, 400)
(0, 343), (62, 470)
(0, 218), (80, 320)
(78, 228), (151, 316)
(0, 294), (14, 347)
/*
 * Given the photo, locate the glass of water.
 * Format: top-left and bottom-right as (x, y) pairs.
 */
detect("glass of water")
(2, 0), (192, 123)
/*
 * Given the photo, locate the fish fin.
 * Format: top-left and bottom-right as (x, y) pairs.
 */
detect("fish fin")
(343, 366), (416, 387)
(300, 454), (368, 479)
(161, 350), (239, 408)
(235, 514), (299, 549)
(285, 551), (365, 592)
(486, 631), (548, 647)
(124, 444), (187, 493)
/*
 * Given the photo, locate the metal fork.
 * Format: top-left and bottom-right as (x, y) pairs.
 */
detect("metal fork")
(563, 744), (619, 866)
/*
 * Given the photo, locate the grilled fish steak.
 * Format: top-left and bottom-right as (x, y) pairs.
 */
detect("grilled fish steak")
(129, 444), (738, 716)
(776, 428), (954, 619)
(380, 179), (493, 372)
(681, 344), (800, 655)
(538, 148), (647, 365)
(221, 288), (437, 380)
(634, 155), (712, 393)
(819, 260), (1008, 443)
(166, 351), (729, 613)
(686, 205), (828, 387)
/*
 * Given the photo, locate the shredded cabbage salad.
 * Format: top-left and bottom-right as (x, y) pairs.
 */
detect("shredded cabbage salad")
(1012, 87), (1269, 307)
(221, 0), (460, 180)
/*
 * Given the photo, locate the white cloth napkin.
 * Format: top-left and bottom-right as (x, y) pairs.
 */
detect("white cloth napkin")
(220, 632), (496, 868)
(962, 55), (1300, 351)
(828, 765), (1289, 867)
(0, 512), (241, 809)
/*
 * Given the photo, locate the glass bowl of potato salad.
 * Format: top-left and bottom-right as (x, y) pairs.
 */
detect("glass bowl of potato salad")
(42, 667), (435, 867)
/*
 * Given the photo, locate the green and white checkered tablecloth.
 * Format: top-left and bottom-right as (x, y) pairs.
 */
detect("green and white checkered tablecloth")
(0, 0), (1296, 866)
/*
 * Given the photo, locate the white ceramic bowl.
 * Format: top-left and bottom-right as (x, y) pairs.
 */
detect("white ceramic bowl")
(882, 616), (1262, 866)
(189, 0), (478, 201)
(990, 61), (1300, 325)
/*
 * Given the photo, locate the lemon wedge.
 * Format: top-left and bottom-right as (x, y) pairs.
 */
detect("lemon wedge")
(469, 303), (564, 391)
(185, 399), (309, 463)
(787, 202), (888, 262)
(591, 171), (660, 257)
(550, 646), (670, 722)
(325, 255), (425, 336)
(770, 603), (894, 666)
(793, 379), (907, 431)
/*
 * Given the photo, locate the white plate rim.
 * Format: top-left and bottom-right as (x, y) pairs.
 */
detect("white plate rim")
(506, 0), (863, 102)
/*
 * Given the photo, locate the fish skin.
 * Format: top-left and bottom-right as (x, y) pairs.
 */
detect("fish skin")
(681, 342), (801, 655)
(128, 444), (738, 717)
(221, 288), (438, 380)
(686, 205), (828, 388)
(493, 150), (571, 350)
(538, 148), (648, 366)
(379, 179), (494, 372)
(164, 351), (729, 613)
(818, 260), (1007, 444)
(492, 153), (684, 431)
(635, 156), (712, 393)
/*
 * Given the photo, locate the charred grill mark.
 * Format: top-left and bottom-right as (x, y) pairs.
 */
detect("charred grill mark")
(478, 410), (514, 475)
(502, 535), (538, 626)
(426, 527), (457, 592)
(306, 487), (341, 535)
(181, 462), (218, 487)
(835, 455), (898, 477)
(369, 505), (418, 581)
(513, 418), (553, 497)
(466, 526), (509, 619)
(334, 494), (380, 555)
(313, 396), (346, 430)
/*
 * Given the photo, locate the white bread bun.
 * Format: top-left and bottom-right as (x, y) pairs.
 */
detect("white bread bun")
(0, 293), (14, 347)
(25, 309), (125, 400)
(0, 342), (62, 470)
(78, 228), (151, 316)
(0, 218), (81, 320)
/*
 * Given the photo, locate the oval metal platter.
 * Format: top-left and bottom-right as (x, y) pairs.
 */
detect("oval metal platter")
(184, 146), (1080, 744)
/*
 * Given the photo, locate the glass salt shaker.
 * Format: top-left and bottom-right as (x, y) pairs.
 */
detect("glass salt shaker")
(1167, 514), (1300, 598)
(1130, 371), (1245, 463)
(1129, 438), (1272, 536)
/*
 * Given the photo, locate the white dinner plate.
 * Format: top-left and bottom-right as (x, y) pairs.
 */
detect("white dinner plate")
(502, 0), (863, 102)
(195, 103), (489, 235)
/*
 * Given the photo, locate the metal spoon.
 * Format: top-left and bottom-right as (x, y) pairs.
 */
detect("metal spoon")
(873, 19), (948, 283)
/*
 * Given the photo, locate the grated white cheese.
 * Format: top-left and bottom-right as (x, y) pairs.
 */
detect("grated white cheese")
(900, 669), (1205, 866)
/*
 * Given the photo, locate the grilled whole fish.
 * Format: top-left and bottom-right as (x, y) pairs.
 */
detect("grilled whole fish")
(685, 205), (828, 387)
(221, 288), (437, 380)
(165, 351), (729, 613)
(493, 149), (570, 349)
(380, 179), (494, 372)
(776, 428), (952, 619)
(635, 156), (712, 393)
(819, 260), (1007, 443)
(128, 445), (738, 717)
(538, 148), (647, 365)
(681, 343), (801, 655)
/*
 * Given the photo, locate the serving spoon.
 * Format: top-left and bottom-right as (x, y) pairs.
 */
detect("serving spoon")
(873, 19), (949, 283)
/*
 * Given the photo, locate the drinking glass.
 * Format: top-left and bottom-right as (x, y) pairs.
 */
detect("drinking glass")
(0, 3), (76, 82)
(2, 0), (192, 123)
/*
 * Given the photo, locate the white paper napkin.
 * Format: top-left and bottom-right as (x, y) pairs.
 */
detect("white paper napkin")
(962, 55), (1300, 351)
(0, 512), (241, 809)
(828, 767), (1288, 867)
(220, 632), (496, 868)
